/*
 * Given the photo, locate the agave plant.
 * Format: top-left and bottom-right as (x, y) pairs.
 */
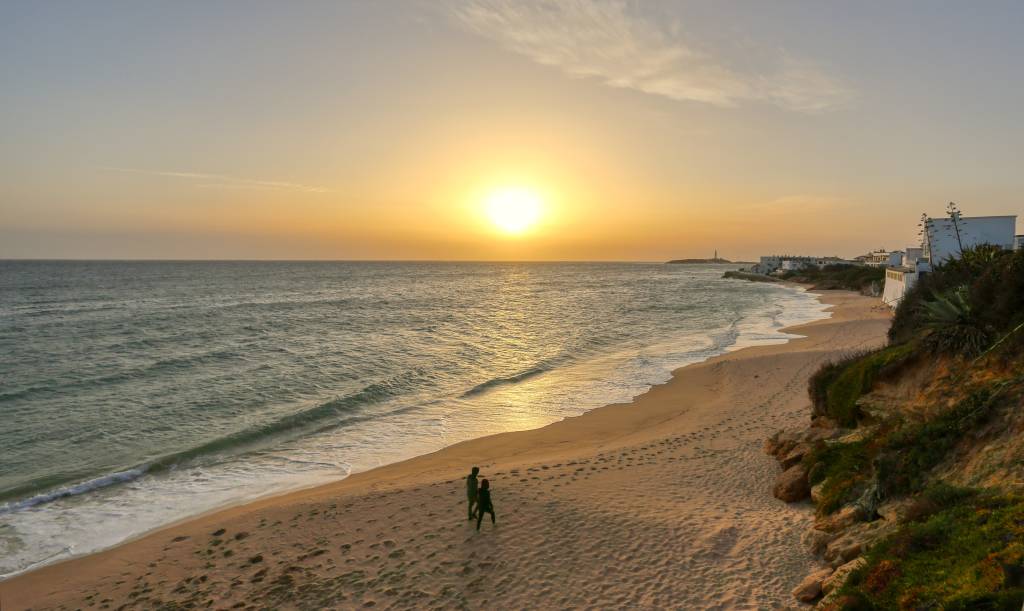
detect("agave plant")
(921, 286), (972, 325)
(920, 286), (990, 355)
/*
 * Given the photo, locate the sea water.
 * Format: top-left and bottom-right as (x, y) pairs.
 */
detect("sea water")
(0, 261), (828, 577)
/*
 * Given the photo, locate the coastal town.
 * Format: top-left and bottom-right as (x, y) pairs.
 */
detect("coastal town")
(738, 208), (1022, 308)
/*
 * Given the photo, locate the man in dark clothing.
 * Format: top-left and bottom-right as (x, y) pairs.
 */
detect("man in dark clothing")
(466, 466), (480, 520)
(476, 478), (495, 531)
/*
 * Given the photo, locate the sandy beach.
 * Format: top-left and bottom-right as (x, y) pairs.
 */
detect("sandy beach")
(1, 289), (891, 610)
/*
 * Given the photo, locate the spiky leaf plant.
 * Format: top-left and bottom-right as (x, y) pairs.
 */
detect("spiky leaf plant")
(920, 287), (989, 356)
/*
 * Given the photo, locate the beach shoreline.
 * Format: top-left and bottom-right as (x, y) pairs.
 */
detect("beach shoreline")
(1, 289), (892, 610)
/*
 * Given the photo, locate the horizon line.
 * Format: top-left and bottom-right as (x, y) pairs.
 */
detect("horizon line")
(0, 257), (730, 264)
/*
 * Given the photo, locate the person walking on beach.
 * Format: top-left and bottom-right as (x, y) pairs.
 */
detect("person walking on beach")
(476, 478), (495, 531)
(466, 466), (480, 520)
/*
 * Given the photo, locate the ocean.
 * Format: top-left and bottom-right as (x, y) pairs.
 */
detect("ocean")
(0, 261), (828, 578)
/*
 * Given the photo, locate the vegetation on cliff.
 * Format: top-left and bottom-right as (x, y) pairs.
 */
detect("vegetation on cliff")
(771, 246), (1024, 609)
(781, 264), (885, 294)
(838, 487), (1024, 609)
(723, 264), (885, 293)
(805, 377), (1017, 517)
(808, 344), (917, 428)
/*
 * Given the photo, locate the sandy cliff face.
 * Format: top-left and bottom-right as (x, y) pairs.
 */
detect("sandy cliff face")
(938, 378), (1024, 490)
(769, 351), (1024, 608)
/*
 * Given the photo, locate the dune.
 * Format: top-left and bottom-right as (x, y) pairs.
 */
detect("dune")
(0, 290), (891, 610)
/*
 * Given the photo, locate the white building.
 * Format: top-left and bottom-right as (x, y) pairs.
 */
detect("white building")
(883, 214), (1018, 309)
(923, 215), (1017, 265)
(902, 247), (923, 267)
(882, 266), (919, 308)
(816, 257), (857, 267)
(753, 255), (852, 275)
(858, 249), (903, 268)
(1015, 235), (1024, 250)
(755, 255), (781, 274)
(755, 255), (806, 274)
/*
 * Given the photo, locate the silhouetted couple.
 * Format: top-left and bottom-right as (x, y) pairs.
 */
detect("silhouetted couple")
(466, 466), (495, 531)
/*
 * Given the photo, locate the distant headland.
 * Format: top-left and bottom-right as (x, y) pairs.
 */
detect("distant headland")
(666, 250), (751, 265)
(666, 257), (753, 265)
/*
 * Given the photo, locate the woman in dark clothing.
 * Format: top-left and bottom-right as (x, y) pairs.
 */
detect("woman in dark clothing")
(476, 479), (495, 531)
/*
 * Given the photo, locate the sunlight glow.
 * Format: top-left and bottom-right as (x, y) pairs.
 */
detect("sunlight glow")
(484, 188), (543, 235)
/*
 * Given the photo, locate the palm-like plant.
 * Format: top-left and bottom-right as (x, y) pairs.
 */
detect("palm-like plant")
(921, 286), (971, 324)
(920, 286), (990, 355)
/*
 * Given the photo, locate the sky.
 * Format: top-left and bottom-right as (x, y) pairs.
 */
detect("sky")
(2, 0), (1023, 261)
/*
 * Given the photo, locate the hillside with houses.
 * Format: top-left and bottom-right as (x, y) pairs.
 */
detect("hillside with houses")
(731, 205), (1022, 313)
(744, 205), (1024, 607)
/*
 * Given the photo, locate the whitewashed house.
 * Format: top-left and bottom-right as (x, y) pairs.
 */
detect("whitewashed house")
(755, 255), (783, 274)
(884, 214), (1018, 308)
(755, 255), (812, 274)
(754, 255), (852, 275)
(1015, 235), (1023, 250)
(780, 259), (809, 272)
(882, 264), (920, 308)
(816, 256), (856, 267)
(859, 249), (903, 268)
(922, 215), (1017, 266)
(902, 247), (923, 267)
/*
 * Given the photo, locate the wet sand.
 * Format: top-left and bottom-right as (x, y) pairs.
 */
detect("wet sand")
(0, 290), (891, 610)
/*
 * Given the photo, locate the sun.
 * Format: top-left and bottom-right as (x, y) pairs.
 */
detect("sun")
(484, 187), (543, 235)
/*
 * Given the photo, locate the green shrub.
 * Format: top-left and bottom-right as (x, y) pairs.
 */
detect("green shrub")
(919, 286), (990, 356)
(806, 440), (872, 514)
(820, 344), (917, 427)
(782, 264), (884, 292)
(808, 350), (875, 419)
(840, 491), (1024, 609)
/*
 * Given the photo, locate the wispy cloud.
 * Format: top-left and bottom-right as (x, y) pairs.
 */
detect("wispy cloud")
(447, 0), (852, 112)
(103, 167), (331, 193)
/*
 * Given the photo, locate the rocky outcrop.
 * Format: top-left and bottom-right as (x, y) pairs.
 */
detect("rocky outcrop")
(791, 567), (834, 603)
(796, 557), (869, 610)
(810, 482), (826, 504)
(800, 528), (835, 555)
(780, 442), (812, 469)
(767, 424), (878, 604)
(767, 427), (849, 504)
(813, 505), (863, 533)
(773, 463), (810, 502)
(825, 519), (898, 570)
(821, 556), (867, 596)
(875, 497), (914, 523)
(764, 427), (843, 462)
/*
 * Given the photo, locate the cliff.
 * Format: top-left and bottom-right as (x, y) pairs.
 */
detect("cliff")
(767, 245), (1024, 609)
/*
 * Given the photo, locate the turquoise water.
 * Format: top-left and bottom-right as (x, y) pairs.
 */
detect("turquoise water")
(0, 261), (827, 577)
